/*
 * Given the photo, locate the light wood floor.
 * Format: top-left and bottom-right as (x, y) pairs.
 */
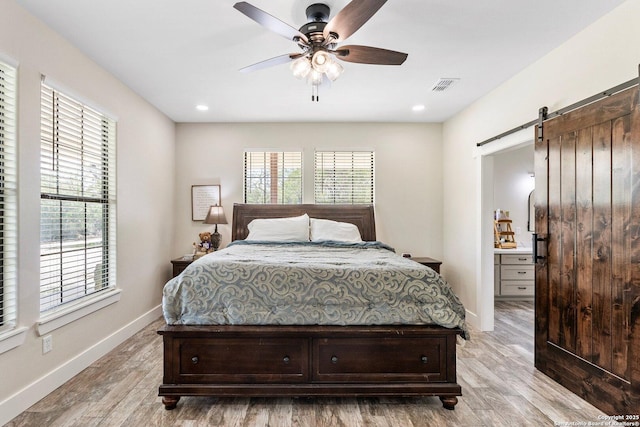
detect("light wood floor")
(7, 301), (606, 426)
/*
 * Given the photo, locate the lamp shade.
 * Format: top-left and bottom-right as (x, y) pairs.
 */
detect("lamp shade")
(311, 51), (331, 73)
(290, 57), (311, 79)
(325, 61), (344, 81)
(203, 205), (228, 225)
(307, 69), (323, 86)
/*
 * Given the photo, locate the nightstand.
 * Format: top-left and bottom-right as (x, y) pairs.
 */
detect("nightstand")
(410, 257), (442, 274)
(171, 258), (193, 278)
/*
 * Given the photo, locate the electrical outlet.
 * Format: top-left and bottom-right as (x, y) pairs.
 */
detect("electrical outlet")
(42, 335), (53, 354)
(515, 226), (522, 234)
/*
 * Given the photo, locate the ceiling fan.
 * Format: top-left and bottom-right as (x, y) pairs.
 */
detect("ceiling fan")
(233, 0), (408, 101)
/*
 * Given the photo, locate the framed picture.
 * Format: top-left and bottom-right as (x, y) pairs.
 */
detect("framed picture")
(191, 185), (221, 221)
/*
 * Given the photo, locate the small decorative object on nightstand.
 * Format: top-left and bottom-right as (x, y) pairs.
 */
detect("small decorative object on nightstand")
(171, 258), (193, 278)
(410, 257), (442, 274)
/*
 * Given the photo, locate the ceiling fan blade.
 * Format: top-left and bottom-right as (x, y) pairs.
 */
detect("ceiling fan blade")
(239, 53), (304, 73)
(334, 45), (407, 65)
(323, 0), (387, 43)
(234, 2), (308, 44)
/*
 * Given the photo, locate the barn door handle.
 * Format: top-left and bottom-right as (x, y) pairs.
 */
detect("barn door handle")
(532, 233), (546, 264)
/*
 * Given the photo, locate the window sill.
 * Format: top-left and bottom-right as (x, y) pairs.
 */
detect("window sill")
(37, 288), (122, 336)
(0, 326), (29, 355)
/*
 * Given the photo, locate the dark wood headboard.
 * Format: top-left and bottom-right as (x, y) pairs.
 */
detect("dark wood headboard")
(232, 204), (376, 241)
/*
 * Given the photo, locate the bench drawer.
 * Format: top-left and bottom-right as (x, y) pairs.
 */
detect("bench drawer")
(313, 337), (447, 383)
(175, 337), (309, 383)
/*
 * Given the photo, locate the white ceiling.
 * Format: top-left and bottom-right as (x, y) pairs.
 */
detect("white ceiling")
(16, 0), (626, 123)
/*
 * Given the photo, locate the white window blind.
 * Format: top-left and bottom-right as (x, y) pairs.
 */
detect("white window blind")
(40, 84), (117, 313)
(314, 151), (374, 204)
(0, 61), (17, 331)
(244, 151), (302, 204)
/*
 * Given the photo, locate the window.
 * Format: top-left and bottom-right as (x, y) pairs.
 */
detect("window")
(244, 151), (302, 204)
(40, 84), (116, 313)
(0, 60), (17, 330)
(314, 151), (374, 204)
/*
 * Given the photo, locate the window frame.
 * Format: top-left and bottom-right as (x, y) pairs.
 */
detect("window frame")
(39, 83), (117, 315)
(314, 150), (375, 204)
(243, 150), (303, 204)
(0, 59), (17, 335)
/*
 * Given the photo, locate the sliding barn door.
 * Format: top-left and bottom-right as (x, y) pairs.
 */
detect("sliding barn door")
(534, 86), (640, 414)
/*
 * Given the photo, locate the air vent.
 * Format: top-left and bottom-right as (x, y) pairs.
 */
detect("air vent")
(431, 78), (460, 92)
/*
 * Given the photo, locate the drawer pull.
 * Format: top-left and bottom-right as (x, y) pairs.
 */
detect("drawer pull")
(330, 355), (338, 364)
(421, 355), (428, 364)
(518, 287), (527, 290)
(283, 356), (290, 364)
(518, 258), (527, 261)
(517, 271), (527, 274)
(191, 356), (199, 365)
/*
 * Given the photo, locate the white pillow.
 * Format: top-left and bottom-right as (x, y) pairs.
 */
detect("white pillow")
(310, 218), (363, 243)
(246, 213), (310, 242)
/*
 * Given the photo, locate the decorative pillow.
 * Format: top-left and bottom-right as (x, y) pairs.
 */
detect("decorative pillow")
(246, 213), (310, 242)
(310, 218), (363, 243)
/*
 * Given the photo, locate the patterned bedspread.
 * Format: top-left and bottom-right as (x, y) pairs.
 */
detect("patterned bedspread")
(163, 241), (469, 339)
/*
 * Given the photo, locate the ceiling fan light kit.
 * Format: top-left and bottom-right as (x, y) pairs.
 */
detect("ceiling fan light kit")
(233, 0), (408, 101)
(325, 61), (344, 81)
(311, 51), (330, 73)
(290, 57), (312, 79)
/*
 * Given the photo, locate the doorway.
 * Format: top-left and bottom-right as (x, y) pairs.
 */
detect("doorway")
(477, 128), (534, 331)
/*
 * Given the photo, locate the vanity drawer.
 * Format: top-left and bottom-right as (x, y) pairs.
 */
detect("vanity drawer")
(501, 281), (535, 296)
(501, 254), (533, 264)
(501, 264), (534, 280)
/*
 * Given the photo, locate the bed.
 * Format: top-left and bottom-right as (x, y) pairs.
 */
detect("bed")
(158, 204), (467, 410)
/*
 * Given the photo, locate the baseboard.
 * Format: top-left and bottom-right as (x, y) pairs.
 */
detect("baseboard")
(0, 304), (163, 426)
(465, 308), (479, 330)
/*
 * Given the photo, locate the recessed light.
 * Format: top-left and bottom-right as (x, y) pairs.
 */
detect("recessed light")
(412, 104), (425, 112)
(196, 104), (209, 111)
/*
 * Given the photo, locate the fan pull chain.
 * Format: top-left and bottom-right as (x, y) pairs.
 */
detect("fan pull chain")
(311, 84), (320, 102)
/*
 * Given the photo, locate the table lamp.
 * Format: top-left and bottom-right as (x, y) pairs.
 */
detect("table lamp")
(203, 205), (228, 251)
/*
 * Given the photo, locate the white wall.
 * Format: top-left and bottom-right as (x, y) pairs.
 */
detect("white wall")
(173, 122), (443, 259)
(0, 1), (176, 423)
(492, 144), (535, 248)
(2, 0), (636, 419)
(442, 0), (640, 329)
